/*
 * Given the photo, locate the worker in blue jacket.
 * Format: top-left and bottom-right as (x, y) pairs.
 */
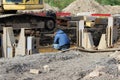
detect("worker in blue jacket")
(53, 29), (70, 50)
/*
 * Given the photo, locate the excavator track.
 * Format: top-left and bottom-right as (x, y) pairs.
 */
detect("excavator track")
(0, 13), (56, 34)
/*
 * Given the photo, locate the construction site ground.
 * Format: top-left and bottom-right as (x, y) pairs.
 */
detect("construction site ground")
(0, 50), (120, 80)
(1, 0), (120, 80)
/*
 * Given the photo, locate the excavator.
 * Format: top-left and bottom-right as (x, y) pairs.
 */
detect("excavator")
(0, 0), (56, 34)
(0, 0), (44, 13)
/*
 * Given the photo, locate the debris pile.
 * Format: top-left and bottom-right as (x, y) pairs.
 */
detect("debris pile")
(62, 0), (120, 15)
(44, 3), (60, 12)
(0, 50), (120, 80)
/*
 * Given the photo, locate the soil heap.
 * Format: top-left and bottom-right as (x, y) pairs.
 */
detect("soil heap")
(62, 0), (120, 15)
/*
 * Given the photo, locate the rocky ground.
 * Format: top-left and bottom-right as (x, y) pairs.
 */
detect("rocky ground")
(0, 50), (120, 80)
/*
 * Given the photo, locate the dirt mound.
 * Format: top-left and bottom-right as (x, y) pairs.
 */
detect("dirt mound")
(107, 5), (120, 14)
(62, 0), (120, 15)
(44, 3), (60, 12)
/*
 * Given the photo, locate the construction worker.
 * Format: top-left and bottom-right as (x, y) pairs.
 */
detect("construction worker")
(53, 28), (70, 50)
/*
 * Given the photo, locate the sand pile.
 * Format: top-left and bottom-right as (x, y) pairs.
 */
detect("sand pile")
(107, 5), (120, 14)
(62, 0), (120, 15)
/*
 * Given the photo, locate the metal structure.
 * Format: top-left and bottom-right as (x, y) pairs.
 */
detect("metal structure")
(0, 0), (44, 13)
(0, 0), (57, 57)
(0, 0), (56, 33)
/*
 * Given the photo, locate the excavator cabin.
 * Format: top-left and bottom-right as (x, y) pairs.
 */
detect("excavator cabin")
(0, 0), (44, 13)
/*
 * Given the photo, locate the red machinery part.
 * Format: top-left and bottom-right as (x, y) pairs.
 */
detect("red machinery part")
(91, 14), (111, 17)
(56, 12), (71, 17)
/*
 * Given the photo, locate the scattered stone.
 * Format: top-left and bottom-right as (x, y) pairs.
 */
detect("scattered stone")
(0, 50), (119, 80)
(24, 78), (33, 80)
(87, 70), (100, 78)
(43, 65), (50, 72)
(83, 65), (105, 79)
(117, 64), (120, 71)
(30, 69), (41, 74)
(109, 51), (120, 61)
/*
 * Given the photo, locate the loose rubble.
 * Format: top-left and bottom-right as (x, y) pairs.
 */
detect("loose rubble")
(0, 50), (120, 80)
(62, 0), (120, 15)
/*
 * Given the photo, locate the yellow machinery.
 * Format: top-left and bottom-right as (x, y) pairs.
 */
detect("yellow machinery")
(0, 0), (44, 13)
(0, 0), (56, 31)
(0, 0), (56, 47)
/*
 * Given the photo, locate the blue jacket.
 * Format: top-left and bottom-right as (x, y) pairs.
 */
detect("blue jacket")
(54, 30), (70, 47)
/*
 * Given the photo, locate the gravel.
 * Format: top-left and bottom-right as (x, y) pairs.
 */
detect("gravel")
(0, 50), (120, 80)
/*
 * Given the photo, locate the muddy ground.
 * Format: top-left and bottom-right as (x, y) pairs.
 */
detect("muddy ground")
(0, 50), (120, 80)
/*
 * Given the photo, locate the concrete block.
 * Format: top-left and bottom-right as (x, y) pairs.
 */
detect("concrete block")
(43, 65), (50, 72)
(2, 28), (7, 57)
(27, 36), (33, 55)
(27, 36), (39, 55)
(98, 34), (107, 50)
(83, 32), (94, 49)
(77, 20), (84, 47)
(2, 27), (15, 58)
(106, 17), (114, 47)
(15, 28), (26, 56)
(30, 69), (41, 74)
(108, 17), (113, 27)
(79, 20), (84, 30)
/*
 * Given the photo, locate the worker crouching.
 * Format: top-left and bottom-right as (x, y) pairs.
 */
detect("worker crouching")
(53, 29), (70, 50)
